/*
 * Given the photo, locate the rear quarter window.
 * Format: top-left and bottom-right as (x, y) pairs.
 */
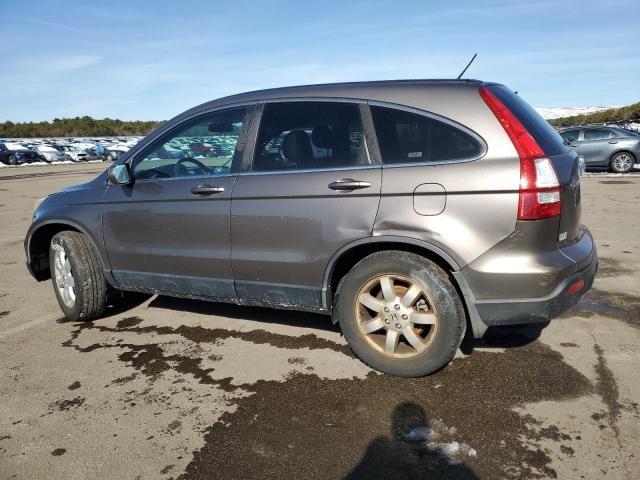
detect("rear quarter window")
(487, 85), (569, 157)
(371, 106), (483, 164)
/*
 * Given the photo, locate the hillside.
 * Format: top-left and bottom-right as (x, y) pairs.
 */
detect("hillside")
(0, 117), (164, 138)
(548, 102), (640, 127)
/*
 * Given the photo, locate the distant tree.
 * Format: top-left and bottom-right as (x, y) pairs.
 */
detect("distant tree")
(0, 117), (165, 138)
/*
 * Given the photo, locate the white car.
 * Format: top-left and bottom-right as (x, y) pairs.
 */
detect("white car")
(59, 145), (88, 162)
(35, 145), (67, 163)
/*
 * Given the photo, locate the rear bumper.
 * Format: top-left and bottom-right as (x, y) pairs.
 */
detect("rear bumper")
(473, 240), (597, 326)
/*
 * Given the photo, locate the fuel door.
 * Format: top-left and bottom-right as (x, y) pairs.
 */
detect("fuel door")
(413, 183), (446, 216)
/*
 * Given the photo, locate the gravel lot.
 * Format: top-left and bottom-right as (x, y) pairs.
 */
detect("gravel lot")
(1, 163), (639, 479)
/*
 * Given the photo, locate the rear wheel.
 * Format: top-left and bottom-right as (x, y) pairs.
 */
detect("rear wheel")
(50, 231), (107, 321)
(7, 155), (16, 165)
(609, 152), (635, 173)
(334, 251), (465, 377)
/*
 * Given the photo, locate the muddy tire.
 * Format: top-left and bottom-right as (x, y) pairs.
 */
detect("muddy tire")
(334, 251), (465, 377)
(49, 231), (107, 321)
(609, 152), (635, 173)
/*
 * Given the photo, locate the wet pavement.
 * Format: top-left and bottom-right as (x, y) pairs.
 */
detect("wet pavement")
(1, 163), (639, 479)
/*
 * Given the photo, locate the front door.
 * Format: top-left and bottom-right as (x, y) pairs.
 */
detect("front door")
(231, 101), (382, 310)
(102, 107), (250, 300)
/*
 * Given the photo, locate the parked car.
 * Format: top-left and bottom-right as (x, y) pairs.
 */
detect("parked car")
(0, 142), (41, 165)
(102, 146), (128, 162)
(59, 145), (85, 162)
(559, 126), (640, 173)
(35, 145), (67, 163)
(25, 80), (597, 377)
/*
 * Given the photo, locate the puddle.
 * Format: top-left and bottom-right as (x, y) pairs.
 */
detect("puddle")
(564, 288), (640, 328)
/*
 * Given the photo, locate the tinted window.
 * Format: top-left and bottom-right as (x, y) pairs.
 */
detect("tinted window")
(487, 85), (568, 157)
(253, 102), (369, 172)
(583, 128), (616, 141)
(371, 106), (482, 164)
(559, 129), (580, 142)
(133, 108), (246, 180)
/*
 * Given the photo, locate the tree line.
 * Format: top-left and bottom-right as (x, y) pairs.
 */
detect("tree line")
(549, 102), (640, 128)
(0, 117), (165, 138)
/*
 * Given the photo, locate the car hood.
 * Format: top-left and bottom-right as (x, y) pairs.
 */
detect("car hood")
(59, 170), (108, 194)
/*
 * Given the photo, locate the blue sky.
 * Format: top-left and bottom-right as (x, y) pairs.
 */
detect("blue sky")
(2, 0), (639, 122)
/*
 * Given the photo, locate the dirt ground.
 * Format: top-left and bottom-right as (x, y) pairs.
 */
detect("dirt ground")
(1, 163), (639, 479)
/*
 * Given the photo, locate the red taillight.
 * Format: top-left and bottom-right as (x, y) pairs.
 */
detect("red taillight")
(479, 86), (561, 220)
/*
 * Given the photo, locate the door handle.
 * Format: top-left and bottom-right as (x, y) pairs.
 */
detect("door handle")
(328, 179), (372, 191)
(191, 185), (225, 195)
(608, 140), (618, 144)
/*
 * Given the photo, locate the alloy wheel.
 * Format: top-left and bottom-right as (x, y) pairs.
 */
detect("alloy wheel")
(355, 274), (438, 358)
(52, 244), (76, 308)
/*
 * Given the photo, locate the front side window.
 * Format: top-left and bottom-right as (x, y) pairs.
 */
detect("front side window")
(133, 107), (246, 180)
(253, 102), (369, 172)
(583, 128), (615, 141)
(559, 129), (581, 142)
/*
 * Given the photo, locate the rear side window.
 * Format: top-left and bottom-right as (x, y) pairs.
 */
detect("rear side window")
(253, 102), (369, 172)
(487, 85), (568, 157)
(371, 106), (482, 164)
(583, 129), (616, 141)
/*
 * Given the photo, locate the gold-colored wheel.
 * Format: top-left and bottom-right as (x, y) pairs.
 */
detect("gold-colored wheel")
(354, 274), (439, 358)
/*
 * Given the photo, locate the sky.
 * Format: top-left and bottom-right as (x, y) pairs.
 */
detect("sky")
(1, 0), (639, 122)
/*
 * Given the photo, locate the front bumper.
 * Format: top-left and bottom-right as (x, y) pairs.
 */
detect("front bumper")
(473, 245), (597, 326)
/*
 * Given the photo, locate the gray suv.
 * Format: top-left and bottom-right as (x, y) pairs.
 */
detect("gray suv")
(25, 80), (597, 377)
(559, 126), (640, 173)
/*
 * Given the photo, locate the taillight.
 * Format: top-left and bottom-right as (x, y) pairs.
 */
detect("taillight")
(479, 86), (561, 220)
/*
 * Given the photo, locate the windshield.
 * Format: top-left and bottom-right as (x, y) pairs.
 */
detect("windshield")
(4, 143), (29, 151)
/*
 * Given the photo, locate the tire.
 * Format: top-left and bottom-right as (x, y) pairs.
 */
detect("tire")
(49, 231), (107, 321)
(7, 155), (16, 165)
(334, 251), (465, 377)
(106, 154), (113, 162)
(609, 152), (635, 173)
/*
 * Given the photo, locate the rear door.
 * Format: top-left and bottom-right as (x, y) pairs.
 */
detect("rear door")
(102, 107), (250, 300)
(230, 101), (382, 310)
(580, 128), (617, 166)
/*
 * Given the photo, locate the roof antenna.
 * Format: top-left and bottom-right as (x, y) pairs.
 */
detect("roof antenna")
(456, 53), (477, 79)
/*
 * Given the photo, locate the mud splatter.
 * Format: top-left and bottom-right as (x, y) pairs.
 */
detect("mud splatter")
(67, 381), (81, 390)
(160, 465), (175, 474)
(596, 257), (634, 278)
(593, 341), (622, 444)
(109, 373), (138, 386)
(51, 448), (66, 456)
(51, 397), (85, 411)
(287, 356), (307, 365)
(559, 342), (578, 348)
(179, 343), (592, 480)
(0, 311), (10, 318)
(117, 316), (145, 328)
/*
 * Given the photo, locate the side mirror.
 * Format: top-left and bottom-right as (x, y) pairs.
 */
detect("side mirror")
(108, 164), (131, 185)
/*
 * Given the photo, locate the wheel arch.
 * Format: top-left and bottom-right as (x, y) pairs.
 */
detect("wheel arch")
(26, 219), (110, 282)
(322, 236), (488, 337)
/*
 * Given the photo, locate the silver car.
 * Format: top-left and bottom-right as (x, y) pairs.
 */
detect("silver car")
(559, 126), (640, 173)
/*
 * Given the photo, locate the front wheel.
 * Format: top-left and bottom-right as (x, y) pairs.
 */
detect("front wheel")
(50, 231), (107, 321)
(334, 251), (465, 377)
(7, 155), (17, 165)
(609, 152), (635, 173)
